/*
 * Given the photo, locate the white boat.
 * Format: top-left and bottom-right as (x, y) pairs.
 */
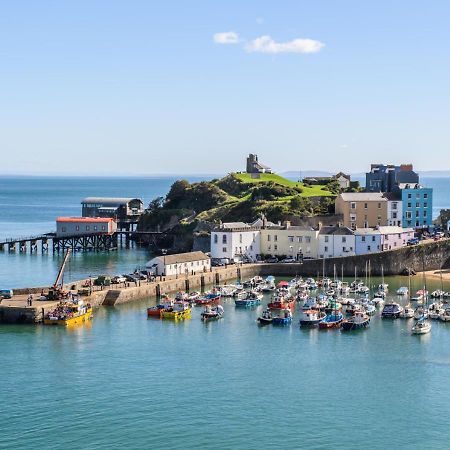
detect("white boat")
(412, 317), (431, 334)
(431, 290), (444, 299)
(428, 303), (444, 320)
(299, 309), (326, 327)
(439, 309), (450, 322)
(219, 285), (237, 297)
(414, 306), (428, 320)
(396, 287), (409, 296)
(399, 305), (415, 318)
(364, 304), (376, 316)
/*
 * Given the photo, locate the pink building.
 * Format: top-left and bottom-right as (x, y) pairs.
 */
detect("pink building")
(56, 217), (117, 237)
(378, 226), (415, 251)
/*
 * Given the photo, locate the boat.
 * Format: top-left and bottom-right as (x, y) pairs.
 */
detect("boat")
(439, 308), (450, 322)
(431, 290), (445, 299)
(195, 291), (221, 306)
(414, 306), (428, 320)
(235, 291), (261, 307)
(218, 285), (237, 297)
(147, 296), (174, 317)
(201, 305), (224, 322)
(364, 303), (376, 316)
(319, 312), (344, 329)
(175, 291), (188, 301)
(396, 287), (409, 296)
(301, 297), (318, 311)
(428, 303), (444, 320)
(299, 309), (326, 327)
(381, 301), (403, 319)
(399, 305), (415, 318)
(257, 308), (273, 325)
(342, 311), (370, 331)
(160, 301), (191, 320)
(272, 308), (292, 326)
(345, 302), (363, 316)
(268, 295), (295, 312)
(188, 292), (200, 304)
(44, 300), (93, 326)
(325, 299), (342, 314)
(411, 316), (431, 334)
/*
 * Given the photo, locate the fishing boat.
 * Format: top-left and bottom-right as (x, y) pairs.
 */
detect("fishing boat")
(411, 316), (431, 334)
(345, 302), (363, 316)
(44, 300), (92, 326)
(188, 292), (200, 304)
(160, 301), (191, 320)
(381, 301), (403, 319)
(257, 308), (273, 325)
(195, 291), (221, 306)
(342, 311), (370, 331)
(268, 295), (295, 312)
(299, 309), (326, 327)
(201, 305), (224, 322)
(235, 291), (261, 307)
(301, 297), (318, 311)
(147, 296), (174, 317)
(272, 308), (292, 326)
(319, 312), (344, 329)
(400, 270), (414, 318)
(325, 299), (342, 315)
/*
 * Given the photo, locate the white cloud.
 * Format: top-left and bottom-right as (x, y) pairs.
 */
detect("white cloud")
(213, 31), (239, 44)
(245, 35), (324, 54)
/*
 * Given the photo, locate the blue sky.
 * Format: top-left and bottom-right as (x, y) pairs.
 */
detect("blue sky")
(1, 1), (450, 175)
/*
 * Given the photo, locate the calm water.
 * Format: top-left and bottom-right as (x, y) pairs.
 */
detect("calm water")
(1, 276), (450, 449)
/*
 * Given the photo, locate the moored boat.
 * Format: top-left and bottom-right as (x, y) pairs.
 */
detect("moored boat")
(201, 305), (224, 322)
(160, 301), (191, 320)
(147, 296), (174, 317)
(342, 311), (370, 331)
(411, 316), (431, 335)
(272, 308), (292, 326)
(257, 308), (273, 325)
(299, 309), (326, 327)
(381, 301), (403, 319)
(195, 291), (221, 306)
(44, 300), (93, 326)
(319, 312), (344, 329)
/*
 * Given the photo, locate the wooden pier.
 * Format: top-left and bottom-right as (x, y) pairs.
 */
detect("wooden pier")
(0, 230), (162, 253)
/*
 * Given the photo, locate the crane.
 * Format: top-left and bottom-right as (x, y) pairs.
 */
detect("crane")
(47, 249), (72, 300)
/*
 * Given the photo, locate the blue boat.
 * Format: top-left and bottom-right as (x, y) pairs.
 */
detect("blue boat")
(235, 293), (261, 307)
(319, 312), (344, 329)
(272, 309), (292, 326)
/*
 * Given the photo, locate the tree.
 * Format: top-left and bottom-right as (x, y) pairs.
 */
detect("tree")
(147, 196), (164, 213)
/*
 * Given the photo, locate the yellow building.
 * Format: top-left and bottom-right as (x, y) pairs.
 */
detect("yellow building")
(260, 223), (319, 260)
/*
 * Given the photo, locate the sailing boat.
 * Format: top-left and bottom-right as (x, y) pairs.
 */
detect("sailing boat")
(400, 269), (414, 318)
(412, 262), (431, 335)
(364, 261), (376, 316)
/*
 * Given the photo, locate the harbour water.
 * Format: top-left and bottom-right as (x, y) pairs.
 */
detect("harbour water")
(1, 275), (450, 449)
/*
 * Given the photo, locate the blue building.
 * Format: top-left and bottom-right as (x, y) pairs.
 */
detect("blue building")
(400, 183), (433, 229)
(366, 164), (418, 193)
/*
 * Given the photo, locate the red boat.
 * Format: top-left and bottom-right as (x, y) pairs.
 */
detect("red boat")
(147, 296), (174, 317)
(268, 296), (295, 312)
(195, 292), (221, 306)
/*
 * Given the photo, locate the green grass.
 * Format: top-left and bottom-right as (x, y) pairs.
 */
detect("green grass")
(233, 172), (334, 197)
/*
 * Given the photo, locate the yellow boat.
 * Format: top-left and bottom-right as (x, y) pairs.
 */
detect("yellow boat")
(160, 301), (191, 320)
(44, 301), (93, 326)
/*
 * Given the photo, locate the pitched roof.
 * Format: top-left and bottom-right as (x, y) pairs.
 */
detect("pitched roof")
(339, 192), (387, 202)
(147, 251), (210, 266)
(319, 226), (354, 236)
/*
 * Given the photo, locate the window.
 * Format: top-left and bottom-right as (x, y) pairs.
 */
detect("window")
(222, 235), (227, 244)
(416, 193), (420, 199)
(94, 226), (97, 231)
(274, 235), (278, 242)
(235, 247), (238, 253)
(423, 211), (427, 217)
(223, 247), (227, 253)
(364, 203), (368, 209)
(416, 220), (420, 227)
(325, 236), (329, 242)
(268, 245), (271, 250)
(408, 193), (412, 199)
(393, 212), (397, 219)
(378, 215), (381, 220)
(416, 210), (420, 218)
(297, 236), (303, 243)
(392, 202), (397, 210)
(75, 225), (80, 231)
(416, 202), (420, 208)
(288, 236), (294, 243)
(214, 234), (218, 244)
(378, 203), (381, 209)
(406, 211), (412, 219)
(305, 237), (311, 243)
(424, 202), (428, 208)
(342, 237), (346, 243)
(267, 235), (271, 242)
(407, 203), (412, 208)
(351, 202), (356, 209)
(101, 225), (106, 231)
(367, 245), (371, 251)
(239, 234), (243, 243)
(372, 236), (376, 242)
(362, 236), (366, 242)
(324, 246), (328, 252)
(62, 226), (66, 232)
(250, 245), (253, 250)
(385, 235), (389, 240)
(274, 245), (278, 251)
(342, 247), (346, 252)
(86, 226), (90, 231)
(424, 193), (428, 199)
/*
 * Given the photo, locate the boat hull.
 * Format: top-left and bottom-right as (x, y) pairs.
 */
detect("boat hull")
(342, 318), (370, 331)
(161, 309), (191, 320)
(44, 308), (93, 326)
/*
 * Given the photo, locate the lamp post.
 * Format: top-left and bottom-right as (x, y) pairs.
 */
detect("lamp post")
(161, 249), (167, 277)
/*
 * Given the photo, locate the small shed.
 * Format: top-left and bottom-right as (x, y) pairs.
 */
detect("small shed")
(146, 251), (211, 277)
(56, 217), (117, 237)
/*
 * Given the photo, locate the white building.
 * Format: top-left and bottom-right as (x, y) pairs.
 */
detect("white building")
(146, 251), (210, 277)
(379, 226), (415, 251)
(318, 226), (355, 259)
(210, 222), (261, 262)
(385, 193), (403, 227)
(56, 217), (117, 237)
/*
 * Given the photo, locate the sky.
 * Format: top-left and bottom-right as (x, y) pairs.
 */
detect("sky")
(1, 0), (450, 175)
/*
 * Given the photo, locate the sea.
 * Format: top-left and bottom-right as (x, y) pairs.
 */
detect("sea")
(1, 175), (450, 449)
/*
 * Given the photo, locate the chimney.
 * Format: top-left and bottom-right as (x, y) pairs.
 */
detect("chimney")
(318, 221), (323, 230)
(284, 221), (291, 229)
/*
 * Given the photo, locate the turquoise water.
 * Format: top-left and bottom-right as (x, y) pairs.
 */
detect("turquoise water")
(1, 275), (450, 449)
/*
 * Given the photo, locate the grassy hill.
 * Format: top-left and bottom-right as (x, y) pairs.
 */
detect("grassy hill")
(139, 172), (337, 230)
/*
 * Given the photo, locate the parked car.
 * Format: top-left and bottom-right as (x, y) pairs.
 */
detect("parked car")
(0, 289), (13, 299)
(123, 274), (139, 282)
(407, 237), (420, 246)
(281, 257), (296, 263)
(266, 257), (279, 263)
(111, 276), (127, 284)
